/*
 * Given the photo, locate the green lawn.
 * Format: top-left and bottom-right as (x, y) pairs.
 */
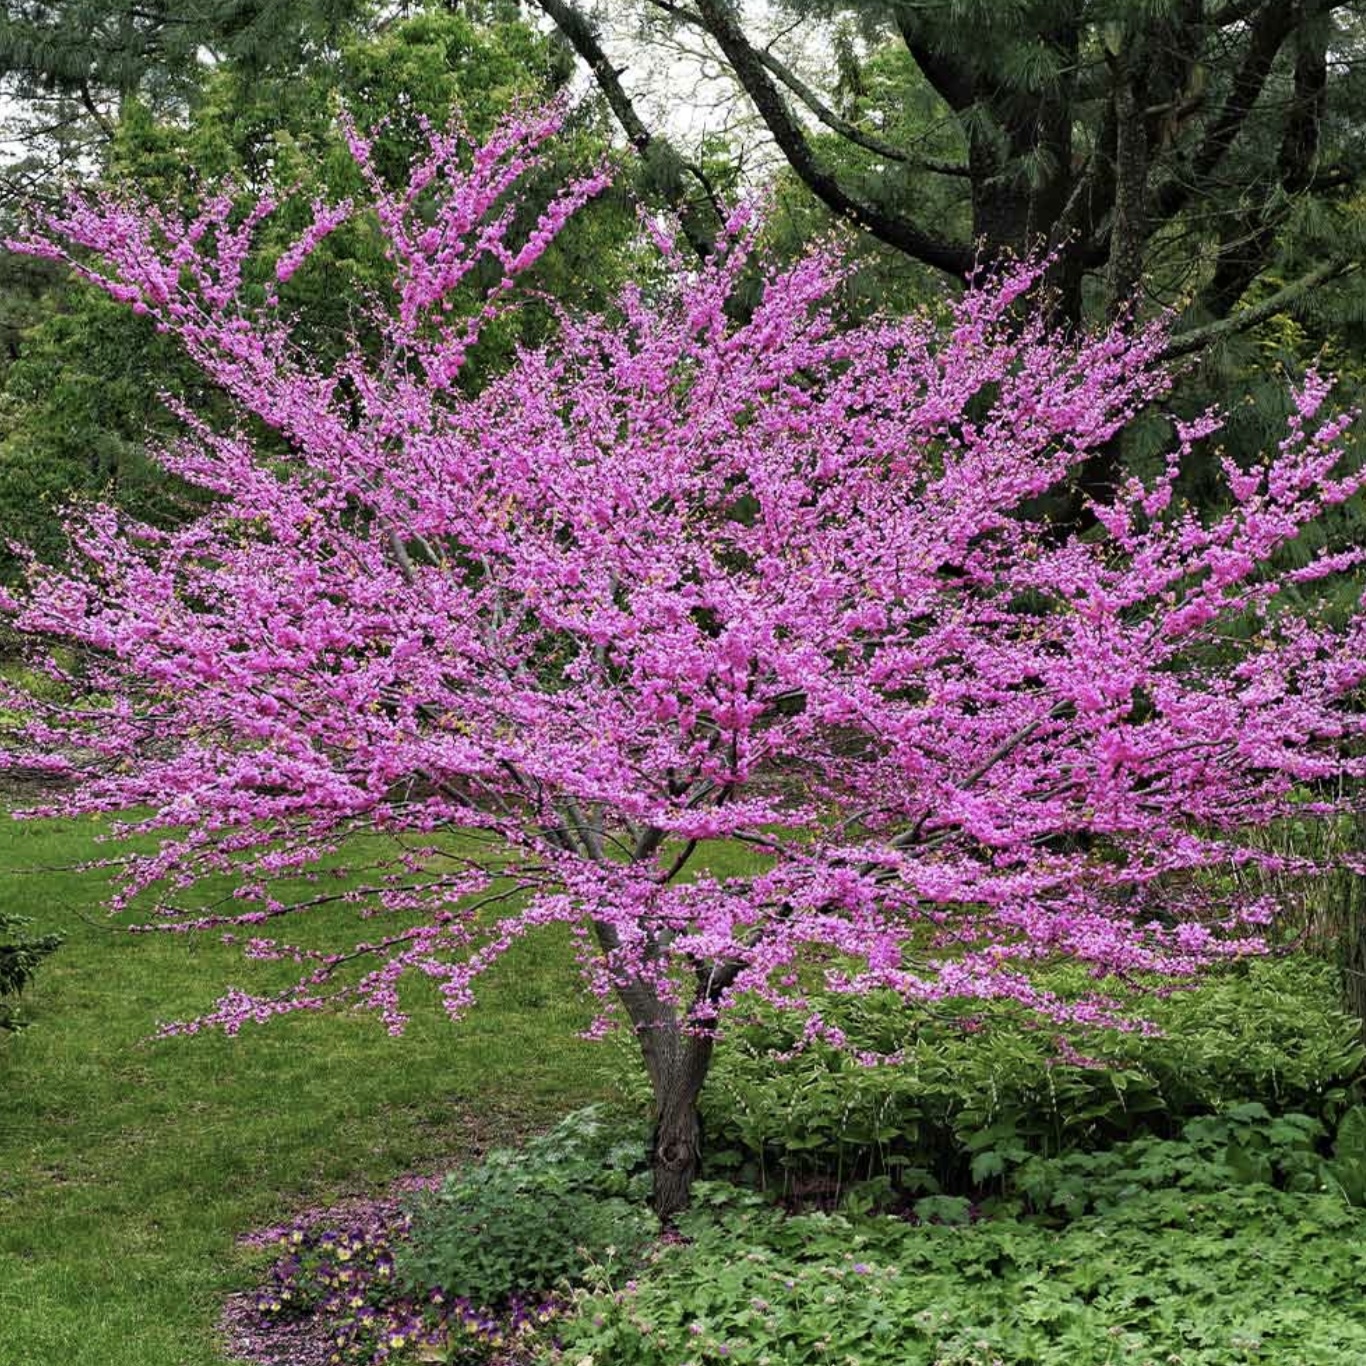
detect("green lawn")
(0, 812), (612, 1366)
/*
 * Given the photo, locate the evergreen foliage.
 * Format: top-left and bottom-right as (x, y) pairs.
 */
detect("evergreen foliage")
(0, 5), (635, 577)
(0, 907), (59, 1032)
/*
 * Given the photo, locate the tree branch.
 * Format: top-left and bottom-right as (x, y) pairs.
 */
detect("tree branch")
(534, 0), (718, 261)
(892, 16), (977, 112)
(1105, 53), (1149, 319)
(1152, 0), (1300, 224)
(1163, 256), (1358, 360)
(690, 0), (972, 275)
(77, 82), (116, 140)
(1197, 15), (1328, 321)
(645, 0), (969, 177)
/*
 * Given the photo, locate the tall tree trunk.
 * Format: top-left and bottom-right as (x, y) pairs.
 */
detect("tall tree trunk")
(1105, 55), (1148, 320)
(1340, 915), (1366, 1037)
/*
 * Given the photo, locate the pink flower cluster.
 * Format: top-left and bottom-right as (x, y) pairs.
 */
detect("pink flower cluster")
(4, 104), (1365, 1047)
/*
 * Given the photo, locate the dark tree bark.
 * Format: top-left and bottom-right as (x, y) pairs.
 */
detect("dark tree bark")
(604, 963), (723, 1218)
(1105, 54), (1149, 319)
(641, 1023), (714, 1218)
(592, 882), (738, 1217)
(901, 11), (1082, 322)
(1199, 15), (1330, 319)
(540, 0), (1359, 359)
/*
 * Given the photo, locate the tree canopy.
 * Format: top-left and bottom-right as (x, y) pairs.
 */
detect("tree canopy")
(6, 108), (1366, 1214)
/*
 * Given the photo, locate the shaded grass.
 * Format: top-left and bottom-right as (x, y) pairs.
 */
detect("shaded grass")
(0, 813), (613, 1366)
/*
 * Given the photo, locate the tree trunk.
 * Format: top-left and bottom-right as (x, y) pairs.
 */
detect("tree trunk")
(1341, 920), (1366, 1038)
(600, 923), (726, 1218)
(644, 1027), (714, 1219)
(651, 1065), (705, 1218)
(1105, 56), (1148, 320)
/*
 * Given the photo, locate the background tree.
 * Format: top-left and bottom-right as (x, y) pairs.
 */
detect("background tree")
(540, 1), (1366, 348)
(0, 0), (366, 188)
(6, 109), (1366, 1215)
(0, 4), (637, 576)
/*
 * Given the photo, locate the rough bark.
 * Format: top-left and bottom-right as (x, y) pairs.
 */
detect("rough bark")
(1105, 54), (1148, 319)
(643, 1024), (714, 1218)
(594, 906), (721, 1217)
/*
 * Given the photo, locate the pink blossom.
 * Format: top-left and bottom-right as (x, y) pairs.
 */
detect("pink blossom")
(3, 106), (1364, 1077)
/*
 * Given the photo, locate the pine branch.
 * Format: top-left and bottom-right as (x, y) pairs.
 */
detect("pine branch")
(1163, 257), (1358, 360)
(77, 82), (115, 140)
(892, 15), (976, 112)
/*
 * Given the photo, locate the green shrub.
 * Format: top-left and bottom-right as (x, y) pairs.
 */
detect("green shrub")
(557, 1176), (1366, 1365)
(0, 909), (61, 1033)
(701, 957), (1364, 1195)
(1009, 1103), (1330, 1218)
(398, 1105), (653, 1311)
(1000, 1101), (1366, 1219)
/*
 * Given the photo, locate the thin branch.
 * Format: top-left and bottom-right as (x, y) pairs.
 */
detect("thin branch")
(659, 838), (699, 884)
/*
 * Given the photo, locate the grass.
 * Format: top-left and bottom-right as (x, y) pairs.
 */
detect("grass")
(0, 810), (614, 1366)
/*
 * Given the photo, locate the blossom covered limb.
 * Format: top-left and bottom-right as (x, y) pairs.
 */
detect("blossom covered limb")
(2, 105), (1365, 1071)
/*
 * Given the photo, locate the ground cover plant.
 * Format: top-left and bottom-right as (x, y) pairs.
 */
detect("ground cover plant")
(557, 1176), (1366, 1366)
(229, 1106), (651, 1365)
(5, 100), (1366, 1225)
(696, 957), (1366, 1196)
(551, 1073), (1366, 1366)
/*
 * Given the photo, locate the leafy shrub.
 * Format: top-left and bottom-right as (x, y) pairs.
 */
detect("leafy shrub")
(558, 1177), (1366, 1365)
(1000, 1100), (1366, 1218)
(0, 910), (61, 1033)
(1009, 1103), (1330, 1218)
(700, 957), (1363, 1195)
(399, 1106), (654, 1312)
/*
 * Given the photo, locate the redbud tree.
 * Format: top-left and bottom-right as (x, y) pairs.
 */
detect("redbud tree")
(5, 106), (1366, 1215)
